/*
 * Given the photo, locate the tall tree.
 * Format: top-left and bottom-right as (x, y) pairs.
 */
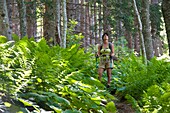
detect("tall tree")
(43, 1), (56, 45)
(98, 2), (102, 43)
(103, 0), (109, 32)
(162, 0), (170, 56)
(6, 0), (13, 40)
(134, 15), (141, 56)
(141, 0), (154, 60)
(85, 0), (90, 46)
(56, 0), (62, 46)
(62, 0), (67, 48)
(150, 0), (163, 56)
(26, 0), (37, 38)
(80, 0), (85, 47)
(133, 0), (147, 65)
(17, 0), (27, 38)
(0, 0), (12, 40)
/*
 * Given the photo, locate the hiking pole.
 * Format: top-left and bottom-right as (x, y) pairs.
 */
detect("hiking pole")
(96, 55), (99, 68)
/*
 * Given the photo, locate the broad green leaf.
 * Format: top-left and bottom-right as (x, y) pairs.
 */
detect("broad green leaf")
(54, 96), (70, 106)
(106, 101), (116, 113)
(0, 35), (7, 43)
(47, 105), (62, 113)
(18, 98), (33, 106)
(68, 44), (77, 51)
(37, 78), (42, 83)
(91, 97), (102, 105)
(4, 102), (11, 107)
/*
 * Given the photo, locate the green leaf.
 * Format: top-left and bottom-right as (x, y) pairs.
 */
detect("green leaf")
(106, 101), (116, 113)
(4, 102), (11, 107)
(12, 34), (20, 42)
(63, 109), (81, 113)
(47, 104), (62, 113)
(0, 35), (7, 43)
(18, 98), (33, 106)
(54, 95), (70, 106)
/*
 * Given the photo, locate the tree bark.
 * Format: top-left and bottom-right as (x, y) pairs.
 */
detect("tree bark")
(85, 1), (90, 47)
(99, 3), (102, 43)
(134, 15), (141, 56)
(62, 0), (67, 48)
(150, 0), (162, 56)
(26, 0), (37, 38)
(43, 1), (56, 45)
(141, 0), (154, 60)
(162, 0), (170, 56)
(103, 0), (108, 33)
(6, 0), (13, 40)
(56, 0), (62, 46)
(133, 0), (147, 65)
(80, 0), (85, 47)
(17, 0), (27, 38)
(0, 0), (12, 40)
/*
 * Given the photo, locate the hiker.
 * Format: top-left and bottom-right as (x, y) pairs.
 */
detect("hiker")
(96, 32), (114, 88)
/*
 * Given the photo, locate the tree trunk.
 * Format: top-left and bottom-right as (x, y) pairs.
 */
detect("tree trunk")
(62, 0), (67, 48)
(0, 0), (12, 40)
(133, 0), (147, 65)
(80, 0), (85, 47)
(43, 1), (56, 45)
(6, 0), (13, 40)
(134, 15), (141, 56)
(56, 0), (62, 46)
(17, 0), (27, 38)
(85, 1), (90, 47)
(99, 3), (102, 43)
(162, 0), (170, 56)
(26, 0), (37, 38)
(103, 0), (108, 33)
(150, 0), (162, 56)
(141, 0), (154, 60)
(125, 30), (133, 49)
(94, 1), (98, 44)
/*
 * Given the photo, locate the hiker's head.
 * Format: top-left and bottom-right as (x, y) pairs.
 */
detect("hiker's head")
(102, 33), (109, 41)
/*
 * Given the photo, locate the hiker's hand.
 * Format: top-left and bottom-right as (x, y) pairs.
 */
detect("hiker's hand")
(110, 56), (113, 59)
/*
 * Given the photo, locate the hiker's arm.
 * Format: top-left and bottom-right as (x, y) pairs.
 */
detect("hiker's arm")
(111, 43), (114, 56)
(97, 44), (101, 57)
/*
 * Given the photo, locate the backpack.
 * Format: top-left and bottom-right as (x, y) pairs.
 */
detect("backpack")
(99, 42), (113, 53)
(99, 42), (118, 61)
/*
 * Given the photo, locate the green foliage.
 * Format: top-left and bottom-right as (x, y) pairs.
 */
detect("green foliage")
(113, 54), (170, 112)
(115, 54), (170, 99)
(67, 19), (84, 48)
(0, 35), (7, 43)
(150, 4), (163, 34)
(12, 34), (20, 42)
(106, 101), (117, 113)
(0, 37), (116, 112)
(114, 36), (131, 58)
(141, 82), (170, 113)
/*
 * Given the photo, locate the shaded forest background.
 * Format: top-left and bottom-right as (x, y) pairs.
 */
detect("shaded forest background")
(1, 0), (170, 113)
(1, 0), (170, 60)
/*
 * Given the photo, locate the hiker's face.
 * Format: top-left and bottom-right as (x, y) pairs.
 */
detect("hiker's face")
(103, 35), (108, 41)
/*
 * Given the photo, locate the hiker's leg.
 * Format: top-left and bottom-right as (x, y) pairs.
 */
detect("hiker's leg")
(98, 68), (104, 82)
(106, 68), (112, 86)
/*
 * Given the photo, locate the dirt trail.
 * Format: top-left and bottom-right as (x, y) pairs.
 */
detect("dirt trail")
(112, 92), (135, 113)
(115, 100), (135, 113)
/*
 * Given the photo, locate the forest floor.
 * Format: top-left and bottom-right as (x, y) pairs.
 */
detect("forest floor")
(114, 98), (135, 113)
(111, 90), (135, 113)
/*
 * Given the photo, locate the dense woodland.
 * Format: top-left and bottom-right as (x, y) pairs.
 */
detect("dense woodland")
(0, 0), (170, 113)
